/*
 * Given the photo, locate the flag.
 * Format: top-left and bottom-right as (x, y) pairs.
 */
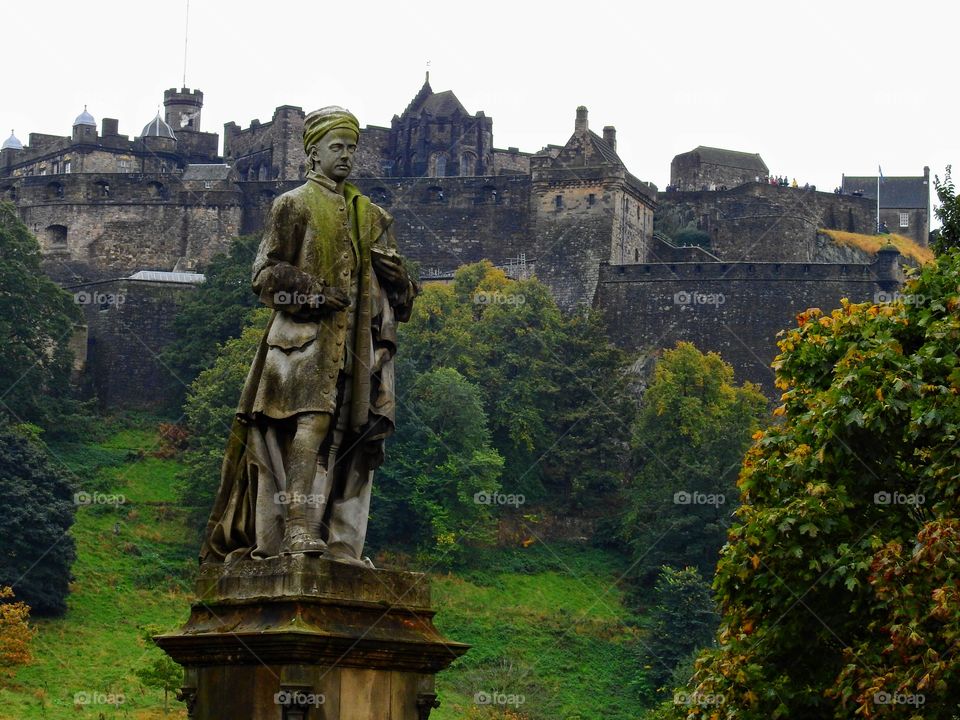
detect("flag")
(878, 165), (884, 182)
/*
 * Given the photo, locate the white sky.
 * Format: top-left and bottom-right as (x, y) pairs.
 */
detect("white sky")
(3, 0), (956, 209)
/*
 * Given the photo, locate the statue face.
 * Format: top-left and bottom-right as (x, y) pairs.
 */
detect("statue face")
(310, 128), (358, 182)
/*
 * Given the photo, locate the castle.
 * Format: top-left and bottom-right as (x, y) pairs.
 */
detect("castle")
(0, 76), (928, 405)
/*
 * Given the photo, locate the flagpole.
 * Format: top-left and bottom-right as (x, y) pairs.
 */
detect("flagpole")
(876, 166), (881, 234)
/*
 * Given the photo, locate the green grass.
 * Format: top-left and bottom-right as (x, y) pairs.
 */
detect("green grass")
(1, 418), (651, 720)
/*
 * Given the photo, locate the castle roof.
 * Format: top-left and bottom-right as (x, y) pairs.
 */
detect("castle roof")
(680, 146), (768, 173)
(402, 73), (469, 119)
(182, 164), (233, 181)
(2, 130), (22, 150)
(842, 175), (929, 209)
(588, 130), (623, 166)
(128, 270), (205, 284)
(140, 113), (177, 140)
(73, 106), (96, 127)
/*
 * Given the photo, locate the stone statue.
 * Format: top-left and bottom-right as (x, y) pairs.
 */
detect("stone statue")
(199, 106), (417, 567)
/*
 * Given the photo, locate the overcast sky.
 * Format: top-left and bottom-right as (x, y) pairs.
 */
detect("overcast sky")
(3, 0), (955, 207)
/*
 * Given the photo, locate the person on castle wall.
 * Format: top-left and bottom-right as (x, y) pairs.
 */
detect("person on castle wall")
(200, 106), (417, 567)
(791, 178), (798, 188)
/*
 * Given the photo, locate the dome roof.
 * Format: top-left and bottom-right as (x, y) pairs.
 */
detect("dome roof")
(73, 105), (96, 127)
(1, 130), (22, 150)
(140, 113), (177, 141)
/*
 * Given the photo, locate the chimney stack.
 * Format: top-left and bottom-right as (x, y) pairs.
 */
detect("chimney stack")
(602, 125), (616, 151)
(102, 118), (119, 136)
(575, 106), (588, 134)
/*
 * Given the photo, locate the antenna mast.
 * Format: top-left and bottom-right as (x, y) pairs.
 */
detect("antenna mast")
(182, 0), (190, 87)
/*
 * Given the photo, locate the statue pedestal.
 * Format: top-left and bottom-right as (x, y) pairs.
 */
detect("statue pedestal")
(155, 555), (468, 720)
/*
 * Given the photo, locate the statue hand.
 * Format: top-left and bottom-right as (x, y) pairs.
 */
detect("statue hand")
(373, 254), (404, 283)
(320, 286), (350, 312)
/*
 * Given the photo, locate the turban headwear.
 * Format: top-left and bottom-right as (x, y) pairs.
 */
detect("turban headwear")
(303, 106), (360, 153)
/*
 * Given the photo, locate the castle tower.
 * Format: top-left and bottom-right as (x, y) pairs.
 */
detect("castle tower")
(72, 106), (98, 143)
(164, 87), (203, 132)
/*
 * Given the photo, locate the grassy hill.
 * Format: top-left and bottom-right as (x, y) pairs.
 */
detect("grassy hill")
(0, 418), (649, 719)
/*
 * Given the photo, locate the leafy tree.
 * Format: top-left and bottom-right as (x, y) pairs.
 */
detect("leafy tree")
(0, 426), (76, 616)
(373, 367), (503, 562)
(0, 202), (85, 433)
(0, 586), (35, 674)
(136, 655), (182, 712)
(640, 566), (718, 695)
(400, 262), (634, 508)
(178, 308), (269, 538)
(158, 235), (261, 408)
(932, 165), (960, 255)
(673, 251), (960, 719)
(620, 342), (767, 586)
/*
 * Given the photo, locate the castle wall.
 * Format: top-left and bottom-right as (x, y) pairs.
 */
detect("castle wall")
(9, 173), (241, 282)
(655, 184), (878, 262)
(595, 258), (896, 396)
(73, 279), (197, 408)
(493, 149), (531, 176)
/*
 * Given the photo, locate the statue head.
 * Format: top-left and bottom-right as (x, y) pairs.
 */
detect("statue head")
(303, 106), (360, 182)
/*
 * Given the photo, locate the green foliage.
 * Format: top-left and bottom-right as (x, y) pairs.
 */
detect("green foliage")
(372, 367), (503, 563)
(0, 202), (86, 434)
(639, 566), (718, 696)
(675, 251), (960, 719)
(673, 227), (712, 248)
(621, 342), (767, 586)
(932, 165), (960, 255)
(401, 262), (635, 509)
(0, 425), (76, 616)
(158, 235), (261, 408)
(178, 308), (270, 538)
(135, 627), (183, 713)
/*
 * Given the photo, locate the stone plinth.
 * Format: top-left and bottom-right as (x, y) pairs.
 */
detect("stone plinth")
(155, 555), (468, 720)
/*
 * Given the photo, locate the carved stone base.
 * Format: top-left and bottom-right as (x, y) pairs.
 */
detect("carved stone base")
(155, 555), (468, 720)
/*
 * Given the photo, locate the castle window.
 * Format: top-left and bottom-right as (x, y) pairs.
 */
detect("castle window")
(588, 193), (596, 206)
(45, 224), (68, 247)
(53, 161), (60, 174)
(634, 248), (640, 262)
(64, 160), (71, 174)
(96, 180), (110, 197)
(899, 212), (909, 228)
(46, 181), (64, 199)
(118, 159), (130, 172)
(433, 154), (447, 178)
(258, 166), (268, 181)
(460, 152), (477, 177)
(555, 194), (563, 209)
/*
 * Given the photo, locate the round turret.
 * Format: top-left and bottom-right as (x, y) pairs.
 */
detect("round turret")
(1, 130), (22, 150)
(73, 106), (96, 127)
(140, 113), (177, 141)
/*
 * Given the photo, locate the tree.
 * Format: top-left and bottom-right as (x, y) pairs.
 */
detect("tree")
(0, 426), (76, 616)
(620, 343), (767, 586)
(158, 235), (261, 408)
(178, 309), (269, 538)
(639, 566), (718, 696)
(400, 262), (635, 509)
(932, 166), (960, 255)
(0, 202), (85, 433)
(0, 586), (35, 674)
(136, 655), (182, 712)
(674, 250), (960, 719)
(372, 367), (504, 562)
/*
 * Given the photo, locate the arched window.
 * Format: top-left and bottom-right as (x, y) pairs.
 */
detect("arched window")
(431, 153), (448, 178)
(258, 165), (268, 181)
(147, 181), (166, 199)
(460, 152), (477, 176)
